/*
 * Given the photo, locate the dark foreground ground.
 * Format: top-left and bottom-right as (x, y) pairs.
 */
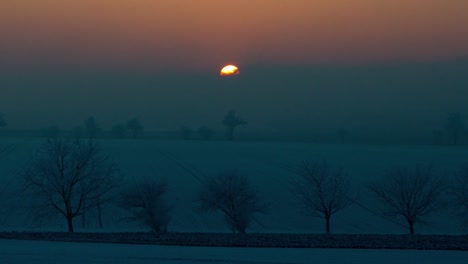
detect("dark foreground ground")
(0, 232), (467, 251)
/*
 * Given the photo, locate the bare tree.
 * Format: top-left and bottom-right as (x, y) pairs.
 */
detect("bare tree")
(117, 178), (171, 233)
(369, 165), (445, 234)
(84, 116), (100, 139)
(445, 112), (465, 145)
(222, 110), (247, 141)
(126, 118), (143, 139)
(452, 167), (468, 222)
(198, 125), (214, 140)
(198, 171), (265, 234)
(23, 137), (117, 232)
(291, 161), (352, 233)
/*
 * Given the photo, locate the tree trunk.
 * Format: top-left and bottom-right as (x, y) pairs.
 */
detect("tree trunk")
(81, 213), (86, 229)
(67, 216), (74, 233)
(98, 203), (103, 229)
(81, 199), (86, 229)
(238, 225), (246, 234)
(408, 220), (415, 235)
(325, 214), (331, 233)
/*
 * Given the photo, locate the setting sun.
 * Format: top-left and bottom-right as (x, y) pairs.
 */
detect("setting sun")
(220, 65), (240, 76)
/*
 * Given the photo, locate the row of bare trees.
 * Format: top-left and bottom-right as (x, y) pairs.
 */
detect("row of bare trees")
(294, 162), (468, 235)
(114, 163), (467, 235)
(43, 111), (244, 141)
(7, 135), (467, 234)
(116, 172), (264, 234)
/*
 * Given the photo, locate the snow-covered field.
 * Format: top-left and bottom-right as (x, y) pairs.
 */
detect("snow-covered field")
(0, 239), (467, 264)
(1, 138), (467, 234)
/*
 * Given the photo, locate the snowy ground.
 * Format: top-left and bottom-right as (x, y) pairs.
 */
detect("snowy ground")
(0, 239), (467, 264)
(1, 232), (467, 250)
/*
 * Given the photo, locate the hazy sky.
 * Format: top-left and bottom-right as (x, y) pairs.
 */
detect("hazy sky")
(2, 0), (468, 70)
(1, 0), (468, 138)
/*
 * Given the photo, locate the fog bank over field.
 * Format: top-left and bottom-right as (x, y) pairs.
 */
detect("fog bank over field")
(1, 59), (468, 143)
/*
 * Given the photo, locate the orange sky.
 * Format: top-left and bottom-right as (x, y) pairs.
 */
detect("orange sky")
(1, 0), (468, 71)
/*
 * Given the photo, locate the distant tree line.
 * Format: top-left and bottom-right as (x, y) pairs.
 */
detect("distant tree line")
(3, 110), (468, 145)
(22, 110), (247, 142)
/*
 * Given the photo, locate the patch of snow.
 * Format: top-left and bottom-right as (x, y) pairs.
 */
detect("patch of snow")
(0, 239), (467, 264)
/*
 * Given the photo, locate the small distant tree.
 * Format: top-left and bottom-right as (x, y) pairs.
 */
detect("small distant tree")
(445, 112), (465, 145)
(0, 112), (6, 128)
(118, 178), (172, 233)
(198, 172), (265, 234)
(451, 167), (468, 223)
(198, 125), (214, 140)
(180, 126), (193, 140)
(126, 118), (143, 139)
(84, 116), (100, 139)
(111, 124), (127, 138)
(222, 110), (247, 141)
(291, 161), (353, 233)
(337, 128), (349, 144)
(369, 165), (445, 234)
(23, 137), (117, 232)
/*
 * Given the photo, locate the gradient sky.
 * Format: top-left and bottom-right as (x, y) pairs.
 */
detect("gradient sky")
(1, 1), (468, 141)
(2, 0), (468, 71)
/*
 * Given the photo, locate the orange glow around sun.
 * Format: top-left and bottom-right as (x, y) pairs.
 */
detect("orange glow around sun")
(220, 65), (240, 76)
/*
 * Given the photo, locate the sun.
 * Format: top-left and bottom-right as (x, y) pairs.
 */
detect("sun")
(220, 65), (240, 76)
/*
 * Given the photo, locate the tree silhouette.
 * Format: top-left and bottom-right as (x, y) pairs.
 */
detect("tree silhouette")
(23, 137), (117, 232)
(369, 165), (445, 234)
(337, 128), (349, 144)
(126, 118), (143, 139)
(452, 167), (468, 223)
(84, 116), (100, 139)
(291, 161), (353, 233)
(118, 178), (172, 233)
(222, 110), (247, 141)
(198, 171), (265, 234)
